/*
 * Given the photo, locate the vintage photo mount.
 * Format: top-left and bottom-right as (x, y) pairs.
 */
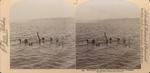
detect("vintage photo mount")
(0, 0), (150, 73)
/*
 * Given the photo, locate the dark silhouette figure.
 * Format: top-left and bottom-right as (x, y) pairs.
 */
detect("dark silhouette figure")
(50, 37), (53, 43)
(49, 37), (53, 46)
(56, 38), (59, 45)
(29, 42), (33, 46)
(109, 37), (112, 44)
(24, 39), (28, 45)
(42, 37), (45, 43)
(92, 39), (95, 44)
(86, 39), (89, 44)
(56, 38), (59, 43)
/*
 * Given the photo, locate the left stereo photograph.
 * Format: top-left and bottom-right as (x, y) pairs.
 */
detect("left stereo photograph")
(10, 0), (76, 69)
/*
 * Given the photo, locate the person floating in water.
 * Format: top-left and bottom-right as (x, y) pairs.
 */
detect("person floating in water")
(29, 42), (33, 46)
(86, 39), (89, 44)
(56, 38), (59, 46)
(24, 39), (28, 45)
(91, 39), (96, 44)
(109, 37), (112, 44)
(42, 37), (45, 43)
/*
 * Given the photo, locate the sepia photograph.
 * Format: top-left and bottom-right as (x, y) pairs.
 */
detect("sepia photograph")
(10, 0), (76, 69)
(76, 0), (141, 69)
(10, 0), (141, 69)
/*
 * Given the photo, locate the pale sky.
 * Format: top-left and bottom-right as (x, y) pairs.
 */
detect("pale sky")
(76, 0), (140, 20)
(11, 0), (75, 22)
(11, 0), (140, 22)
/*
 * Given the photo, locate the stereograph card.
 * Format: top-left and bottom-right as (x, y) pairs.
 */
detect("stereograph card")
(0, 0), (150, 73)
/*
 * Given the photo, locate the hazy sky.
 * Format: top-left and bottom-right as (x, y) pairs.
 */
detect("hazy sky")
(77, 0), (140, 20)
(11, 0), (140, 22)
(11, 0), (75, 22)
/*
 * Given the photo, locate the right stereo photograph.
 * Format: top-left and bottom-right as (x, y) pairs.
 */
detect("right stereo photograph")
(76, 0), (141, 69)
